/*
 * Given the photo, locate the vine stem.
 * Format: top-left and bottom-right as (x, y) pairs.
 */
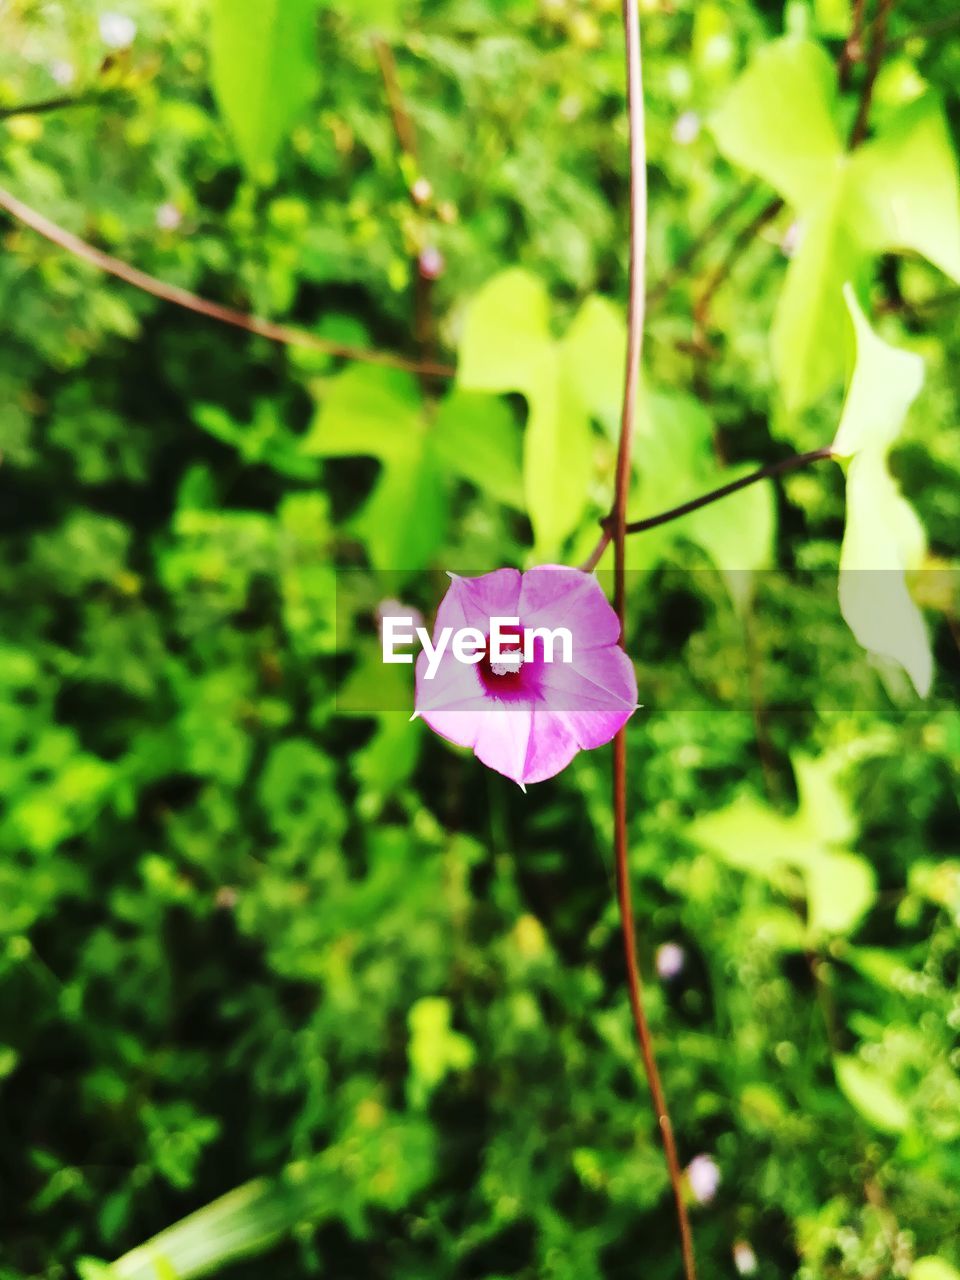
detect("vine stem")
(612, 5), (697, 1280)
(0, 185), (455, 378)
(580, 448), (834, 571)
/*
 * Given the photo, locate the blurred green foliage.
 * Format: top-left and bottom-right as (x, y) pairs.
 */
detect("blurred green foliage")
(1, 1), (959, 1279)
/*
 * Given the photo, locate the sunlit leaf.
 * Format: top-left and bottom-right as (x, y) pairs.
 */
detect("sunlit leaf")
(839, 450), (932, 696)
(771, 173), (861, 411)
(210, 0), (320, 175)
(431, 390), (524, 509)
(457, 269), (593, 552)
(710, 38), (843, 209)
(831, 288), (925, 458)
(849, 96), (960, 282)
(911, 1259), (960, 1280)
(834, 1056), (911, 1134)
(832, 289), (931, 695)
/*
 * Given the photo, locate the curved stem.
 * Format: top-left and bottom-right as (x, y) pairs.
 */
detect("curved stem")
(581, 448), (833, 572)
(612, 5), (697, 1279)
(0, 185), (455, 378)
(618, 447), (834, 535)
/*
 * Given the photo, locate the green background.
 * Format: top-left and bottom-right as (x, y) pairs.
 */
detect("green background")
(1, 1), (959, 1278)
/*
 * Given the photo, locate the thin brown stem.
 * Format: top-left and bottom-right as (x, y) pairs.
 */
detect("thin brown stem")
(837, 0), (868, 91)
(693, 196), (782, 335)
(849, 0), (894, 147)
(373, 36), (419, 165)
(612, 4), (696, 1279)
(646, 184), (757, 308)
(0, 90), (126, 119)
(617, 447), (834, 536)
(0, 185), (455, 378)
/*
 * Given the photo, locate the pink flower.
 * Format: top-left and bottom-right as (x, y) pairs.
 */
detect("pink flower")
(414, 567), (637, 789)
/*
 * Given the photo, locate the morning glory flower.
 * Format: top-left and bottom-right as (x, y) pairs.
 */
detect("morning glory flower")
(413, 566), (637, 789)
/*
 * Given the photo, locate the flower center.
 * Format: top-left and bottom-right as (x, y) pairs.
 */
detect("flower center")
(490, 648), (523, 677)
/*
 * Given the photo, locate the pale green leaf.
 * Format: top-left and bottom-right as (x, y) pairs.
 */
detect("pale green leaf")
(210, 0), (319, 175)
(560, 294), (626, 436)
(688, 795), (818, 883)
(682, 464), (775, 612)
(831, 287), (925, 457)
(302, 366), (445, 572)
(834, 1056), (911, 1134)
(430, 390), (524, 509)
(838, 449), (932, 695)
(805, 851), (875, 937)
(356, 442), (447, 572)
(911, 1259), (960, 1280)
(408, 997), (475, 1107)
(529, 354), (593, 553)
(710, 38), (843, 209)
(457, 269), (593, 551)
(849, 96), (960, 282)
(457, 268), (553, 397)
(771, 173), (861, 411)
(302, 365), (421, 459)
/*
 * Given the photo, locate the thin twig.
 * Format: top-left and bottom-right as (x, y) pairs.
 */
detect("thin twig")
(0, 185), (455, 378)
(373, 36), (419, 164)
(646, 184), (757, 308)
(612, 4), (696, 1279)
(0, 90), (127, 120)
(849, 0), (894, 147)
(616, 447), (834, 536)
(372, 36), (439, 379)
(837, 0), (868, 91)
(693, 195), (782, 334)
(581, 447), (833, 572)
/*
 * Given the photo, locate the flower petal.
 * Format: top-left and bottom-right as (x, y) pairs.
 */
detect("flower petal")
(538, 643), (638, 746)
(473, 704), (534, 784)
(519, 709), (582, 783)
(447, 568), (522, 633)
(519, 566), (621, 652)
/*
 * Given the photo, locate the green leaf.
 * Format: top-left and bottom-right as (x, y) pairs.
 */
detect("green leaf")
(834, 1056), (911, 1134)
(560, 295), (626, 438)
(771, 172), (861, 412)
(430, 390), (524, 509)
(839, 449), (932, 695)
(408, 997), (475, 1107)
(805, 852), (876, 937)
(303, 367), (446, 572)
(689, 753), (875, 939)
(682, 462), (775, 612)
(831, 288), (925, 457)
(832, 289), (931, 695)
(302, 365), (422, 459)
(911, 1260), (960, 1280)
(209, 0), (320, 175)
(710, 38), (843, 209)
(849, 96), (960, 283)
(457, 269), (593, 552)
(457, 268), (553, 397)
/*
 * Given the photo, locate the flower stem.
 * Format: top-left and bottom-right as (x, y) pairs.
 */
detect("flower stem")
(612, 5), (697, 1279)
